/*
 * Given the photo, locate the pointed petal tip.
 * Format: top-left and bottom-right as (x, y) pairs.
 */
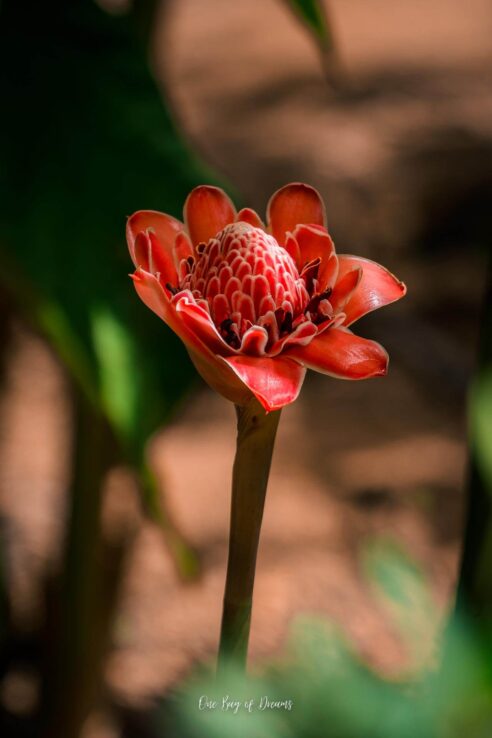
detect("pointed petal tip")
(287, 327), (389, 381)
(273, 182), (323, 200)
(371, 354), (389, 378)
(336, 255), (407, 326)
(236, 207), (265, 229)
(267, 182), (326, 246)
(184, 185), (237, 246)
(130, 266), (148, 281)
(126, 210), (184, 281)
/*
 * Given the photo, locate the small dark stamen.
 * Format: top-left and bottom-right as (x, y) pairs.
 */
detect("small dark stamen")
(166, 282), (179, 295)
(220, 318), (240, 348)
(280, 311), (293, 334)
(220, 318), (234, 330)
(274, 307), (285, 326)
(196, 242), (206, 254)
(227, 333), (241, 349)
(301, 258), (321, 293)
(301, 257), (321, 274)
(306, 288), (332, 315)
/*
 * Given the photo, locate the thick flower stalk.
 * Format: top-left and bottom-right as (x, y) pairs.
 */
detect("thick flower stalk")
(126, 183), (406, 669)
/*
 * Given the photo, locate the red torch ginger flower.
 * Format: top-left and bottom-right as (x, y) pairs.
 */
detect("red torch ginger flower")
(127, 183), (406, 411)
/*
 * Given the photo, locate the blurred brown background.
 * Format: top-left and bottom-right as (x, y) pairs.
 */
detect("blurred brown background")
(1, 0), (491, 731)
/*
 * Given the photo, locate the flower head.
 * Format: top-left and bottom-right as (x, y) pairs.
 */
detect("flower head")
(127, 183), (406, 411)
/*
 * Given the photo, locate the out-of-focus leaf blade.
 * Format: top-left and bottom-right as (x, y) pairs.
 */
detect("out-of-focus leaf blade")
(469, 270), (492, 492)
(470, 364), (492, 491)
(91, 306), (140, 440)
(454, 271), (492, 619)
(285, 0), (333, 50)
(363, 539), (436, 665)
(0, 0), (228, 461)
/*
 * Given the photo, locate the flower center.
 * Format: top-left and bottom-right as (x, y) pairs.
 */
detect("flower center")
(180, 223), (310, 347)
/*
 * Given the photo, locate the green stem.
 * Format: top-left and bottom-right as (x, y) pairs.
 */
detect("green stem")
(218, 400), (281, 672)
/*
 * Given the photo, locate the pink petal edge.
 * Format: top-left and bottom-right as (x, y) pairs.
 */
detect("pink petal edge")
(237, 207), (265, 229)
(173, 291), (235, 357)
(131, 270), (219, 364)
(267, 183), (326, 246)
(286, 326), (389, 380)
(220, 354), (306, 411)
(184, 185), (237, 246)
(127, 210), (183, 266)
(292, 224), (338, 290)
(337, 255), (407, 326)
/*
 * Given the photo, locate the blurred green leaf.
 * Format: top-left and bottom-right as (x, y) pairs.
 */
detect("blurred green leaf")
(363, 539), (436, 664)
(470, 368), (492, 491)
(454, 272), (492, 620)
(176, 665), (281, 738)
(285, 0), (333, 51)
(91, 306), (139, 440)
(0, 0), (229, 465)
(469, 270), (492, 491)
(170, 612), (492, 738)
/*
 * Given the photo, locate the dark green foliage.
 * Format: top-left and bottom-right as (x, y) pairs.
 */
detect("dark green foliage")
(456, 268), (492, 622)
(0, 0), (225, 460)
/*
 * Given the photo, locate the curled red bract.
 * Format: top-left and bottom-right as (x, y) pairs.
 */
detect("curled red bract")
(126, 183), (406, 411)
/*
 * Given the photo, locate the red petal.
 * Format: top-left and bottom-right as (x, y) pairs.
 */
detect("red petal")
(212, 293), (230, 325)
(269, 321), (318, 356)
(131, 271), (251, 405)
(293, 224), (338, 289)
(184, 185), (236, 246)
(173, 231), (194, 268)
(240, 326), (269, 355)
(131, 270), (218, 362)
(150, 231), (178, 284)
(134, 231), (178, 286)
(267, 183), (326, 246)
(337, 255), (407, 326)
(173, 291), (233, 356)
(330, 266), (362, 312)
(236, 294), (255, 324)
(286, 327), (389, 379)
(258, 310), (279, 343)
(284, 233), (301, 263)
(186, 348), (251, 406)
(134, 232), (152, 272)
(250, 274), (270, 316)
(220, 355), (306, 411)
(237, 207), (264, 228)
(131, 268), (175, 326)
(127, 210), (183, 266)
